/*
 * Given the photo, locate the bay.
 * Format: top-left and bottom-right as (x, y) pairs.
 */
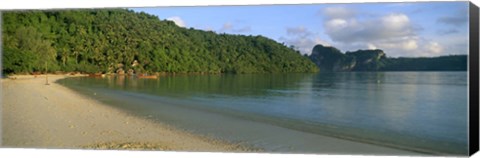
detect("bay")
(58, 72), (468, 155)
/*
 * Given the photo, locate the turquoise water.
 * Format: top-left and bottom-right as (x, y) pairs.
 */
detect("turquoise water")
(58, 72), (468, 155)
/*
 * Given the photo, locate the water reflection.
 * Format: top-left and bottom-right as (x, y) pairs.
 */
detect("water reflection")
(58, 72), (468, 154)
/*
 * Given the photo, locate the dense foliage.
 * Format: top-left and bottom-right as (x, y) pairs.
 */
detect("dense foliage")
(2, 9), (319, 74)
(309, 44), (467, 72)
(381, 55), (467, 71)
(346, 49), (387, 71)
(309, 45), (355, 71)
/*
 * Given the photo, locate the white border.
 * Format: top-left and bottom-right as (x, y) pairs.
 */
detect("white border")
(0, 0), (475, 10)
(0, 148), (439, 158)
(0, 0), (478, 158)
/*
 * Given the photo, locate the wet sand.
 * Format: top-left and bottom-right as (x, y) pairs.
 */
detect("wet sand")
(1, 75), (252, 151)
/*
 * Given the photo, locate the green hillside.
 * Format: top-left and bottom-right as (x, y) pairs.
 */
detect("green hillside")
(2, 9), (319, 75)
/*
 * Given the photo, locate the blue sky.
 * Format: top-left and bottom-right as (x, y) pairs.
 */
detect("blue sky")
(131, 2), (468, 57)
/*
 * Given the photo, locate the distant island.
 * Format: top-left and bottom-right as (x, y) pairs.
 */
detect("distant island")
(308, 44), (467, 72)
(2, 9), (318, 75)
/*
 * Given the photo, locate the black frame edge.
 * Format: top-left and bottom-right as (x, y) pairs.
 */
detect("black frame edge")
(469, 1), (480, 156)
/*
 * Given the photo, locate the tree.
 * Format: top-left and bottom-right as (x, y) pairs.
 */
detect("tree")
(2, 10), (319, 75)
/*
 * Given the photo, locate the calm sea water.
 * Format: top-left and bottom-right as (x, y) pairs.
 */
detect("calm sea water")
(58, 72), (468, 154)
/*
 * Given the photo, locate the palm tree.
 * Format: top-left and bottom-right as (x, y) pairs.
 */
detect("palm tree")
(40, 40), (56, 85)
(45, 61), (49, 85)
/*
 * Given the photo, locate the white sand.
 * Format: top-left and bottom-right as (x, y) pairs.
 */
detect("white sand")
(1, 75), (251, 151)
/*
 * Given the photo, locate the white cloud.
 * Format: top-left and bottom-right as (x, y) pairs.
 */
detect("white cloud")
(323, 12), (415, 43)
(166, 16), (186, 27)
(326, 19), (348, 29)
(432, 34), (468, 55)
(320, 6), (447, 57)
(381, 14), (410, 32)
(359, 38), (444, 57)
(402, 39), (418, 51)
(280, 26), (330, 55)
(425, 42), (443, 54)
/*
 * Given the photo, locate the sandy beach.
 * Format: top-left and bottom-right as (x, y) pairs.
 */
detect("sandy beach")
(1, 74), (424, 155)
(1, 75), (252, 151)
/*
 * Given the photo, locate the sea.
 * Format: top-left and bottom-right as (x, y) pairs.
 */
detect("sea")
(57, 72), (468, 155)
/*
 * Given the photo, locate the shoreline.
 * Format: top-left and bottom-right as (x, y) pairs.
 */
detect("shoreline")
(2, 74), (426, 155)
(1, 74), (255, 152)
